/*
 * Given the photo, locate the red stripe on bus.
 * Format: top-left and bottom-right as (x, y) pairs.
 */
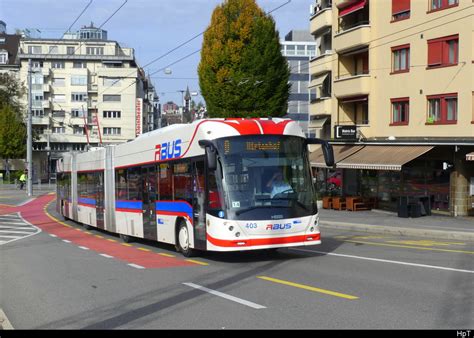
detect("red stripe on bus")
(115, 208), (143, 214)
(207, 233), (321, 248)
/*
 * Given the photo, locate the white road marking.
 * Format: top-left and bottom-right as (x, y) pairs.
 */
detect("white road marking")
(50, 234), (58, 238)
(128, 263), (145, 269)
(290, 248), (474, 274)
(62, 240), (71, 243)
(183, 282), (267, 309)
(78, 246), (89, 250)
(99, 254), (113, 258)
(0, 230), (37, 234)
(0, 222), (29, 225)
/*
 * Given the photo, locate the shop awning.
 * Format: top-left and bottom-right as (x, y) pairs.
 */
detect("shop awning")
(339, 0), (367, 17)
(466, 152), (474, 161)
(310, 144), (364, 168)
(309, 117), (329, 129)
(337, 145), (434, 171)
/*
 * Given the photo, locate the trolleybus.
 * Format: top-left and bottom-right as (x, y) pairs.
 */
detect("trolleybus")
(56, 118), (334, 256)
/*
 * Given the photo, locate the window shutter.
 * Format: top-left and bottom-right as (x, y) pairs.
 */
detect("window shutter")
(392, 0), (410, 15)
(427, 41), (442, 66)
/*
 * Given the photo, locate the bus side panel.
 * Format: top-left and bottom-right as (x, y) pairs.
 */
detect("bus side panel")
(155, 214), (178, 245)
(71, 153), (79, 222)
(115, 211), (144, 238)
(77, 205), (96, 227)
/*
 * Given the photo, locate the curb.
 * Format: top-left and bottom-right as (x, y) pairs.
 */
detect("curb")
(319, 221), (474, 242)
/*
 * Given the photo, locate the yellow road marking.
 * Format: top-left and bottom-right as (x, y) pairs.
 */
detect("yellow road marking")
(137, 247), (151, 252)
(344, 240), (474, 254)
(257, 276), (358, 300)
(385, 239), (466, 247)
(95, 235), (104, 239)
(158, 253), (176, 258)
(106, 239), (117, 243)
(185, 259), (209, 266)
(121, 243), (132, 247)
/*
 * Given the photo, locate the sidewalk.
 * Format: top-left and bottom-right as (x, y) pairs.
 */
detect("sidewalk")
(319, 208), (474, 242)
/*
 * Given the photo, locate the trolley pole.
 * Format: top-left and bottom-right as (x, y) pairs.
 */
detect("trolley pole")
(27, 59), (33, 197)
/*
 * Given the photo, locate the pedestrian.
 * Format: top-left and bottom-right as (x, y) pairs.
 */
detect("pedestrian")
(19, 171), (26, 190)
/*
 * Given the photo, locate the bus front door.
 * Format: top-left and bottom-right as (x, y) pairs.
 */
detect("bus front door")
(142, 166), (157, 241)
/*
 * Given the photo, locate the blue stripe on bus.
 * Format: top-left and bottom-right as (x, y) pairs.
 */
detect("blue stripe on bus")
(115, 200), (143, 210)
(156, 201), (193, 220)
(78, 197), (96, 206)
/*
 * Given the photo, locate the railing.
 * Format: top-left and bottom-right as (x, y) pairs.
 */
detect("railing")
(335, 20), (370, 35)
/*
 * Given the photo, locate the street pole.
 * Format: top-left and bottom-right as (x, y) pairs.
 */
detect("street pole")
(27, 59), (33, 197)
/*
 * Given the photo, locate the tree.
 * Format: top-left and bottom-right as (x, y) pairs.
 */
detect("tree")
(0, 73), (27, 180)
(198, 0), (290, 118)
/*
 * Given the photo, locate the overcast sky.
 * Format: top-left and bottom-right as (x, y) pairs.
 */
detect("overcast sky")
(0, 0), (312, 105)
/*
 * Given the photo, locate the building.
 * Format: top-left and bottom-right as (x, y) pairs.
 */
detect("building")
(281, 30), (317, 136)
(309, 0), (474, 217)
(18, 24), (155, 181)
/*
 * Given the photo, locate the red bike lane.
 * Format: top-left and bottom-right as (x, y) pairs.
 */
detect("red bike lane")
(1, 193), (196, 269)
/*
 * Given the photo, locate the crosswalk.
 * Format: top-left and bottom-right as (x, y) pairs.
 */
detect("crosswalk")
(0, 213), (41, 245)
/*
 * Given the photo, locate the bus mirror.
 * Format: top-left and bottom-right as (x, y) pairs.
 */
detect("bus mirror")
(206, 146), (217, 171)
(306, 139), (334, 167)
(199, 140), (217, 171)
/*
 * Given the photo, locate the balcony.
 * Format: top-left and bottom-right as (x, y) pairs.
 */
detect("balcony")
(333, 74), (370, 98)
(310, 8), (332, 35)
(32, 116), (50, 125)
(309, 97), (332, 118)
(334, 24), (370, 53)
(43, 84), (51, 92)
(32, 99), (51, 109)
(310, 51), (334, 76)
(88, 84), (98, 92)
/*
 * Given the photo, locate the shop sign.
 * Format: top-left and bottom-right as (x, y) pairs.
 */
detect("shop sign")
(334, 125), (357, 140)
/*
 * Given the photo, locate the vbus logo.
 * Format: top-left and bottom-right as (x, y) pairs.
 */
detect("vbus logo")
(266, 223), (292, 231)
(155, 139), (182, 161)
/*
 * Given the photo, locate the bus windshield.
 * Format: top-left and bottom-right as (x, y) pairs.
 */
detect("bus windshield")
(215, 135), (316, 221)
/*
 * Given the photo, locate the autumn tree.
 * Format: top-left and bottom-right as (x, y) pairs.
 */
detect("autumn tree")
(198, 0), (290, 118)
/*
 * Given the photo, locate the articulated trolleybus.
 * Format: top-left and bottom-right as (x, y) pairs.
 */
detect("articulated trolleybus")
(57, 118), (334, 257)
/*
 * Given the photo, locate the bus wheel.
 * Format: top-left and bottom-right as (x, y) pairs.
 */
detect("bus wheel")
(83, 223), (92, 230)
(120, 234), (133, 243)
(177, 221), (196, 258)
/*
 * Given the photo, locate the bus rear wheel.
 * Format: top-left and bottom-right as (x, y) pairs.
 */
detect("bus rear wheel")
(177, 221), (197, 258)
(120, 234), (133, 243)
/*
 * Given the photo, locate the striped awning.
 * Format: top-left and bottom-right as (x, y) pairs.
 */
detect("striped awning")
(466, 152), (474, 161)
(337, 145), (434, 171)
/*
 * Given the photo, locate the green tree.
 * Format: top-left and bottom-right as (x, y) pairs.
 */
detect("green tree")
(198, 0), (290, 118)
(0, 73), (27, 180)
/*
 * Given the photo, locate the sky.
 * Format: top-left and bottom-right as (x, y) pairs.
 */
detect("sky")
(0, 0), (313, 106)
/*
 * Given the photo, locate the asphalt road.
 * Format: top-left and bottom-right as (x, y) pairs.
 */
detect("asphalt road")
(1, 201), (473, 330)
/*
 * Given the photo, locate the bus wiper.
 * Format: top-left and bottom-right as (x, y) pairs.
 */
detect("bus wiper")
(273, 198), (311, 211)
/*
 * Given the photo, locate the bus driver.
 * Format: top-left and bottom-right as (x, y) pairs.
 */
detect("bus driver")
(266, 169), (293, 198)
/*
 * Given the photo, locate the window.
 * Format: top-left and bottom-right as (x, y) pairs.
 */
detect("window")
(49, 46), (58, 54)
(127, 168), (141, 201)
(103, 111), (121, 118)
(427, 93), (457, 124)
(390, 98), (409, 125)
(103, 127), (121, 135)
(73, 126), (84, 135)
(51, 61), (65, 69)
(52, 127), (66, 134)
(103, 77), (122, 87)
(392, 44), (410, 73)
(32, 61), (43, 69)
(72, 144), (85, 151)
(158, 163), (173, 200)
(71, 75), (87, 86)
(52, 110), (66, 118)
(52, 94), (65, 103)
(86, 47), (104, 55)
(392, 0), (410, 21)
(429, 0), (458, 12)
(0, 51), (8, 64)
(173, 162), (193, 204)
(103, 95), (121, 102)
(28, 46), (42, 54)
(32, 109), (44, 117)
(67, 47), (75, 55)
(427, 35), (458, 68)
(73, 61), (86, 69)
(52, 78), (65, 87)
(71, 109), (84, 118)
(71, 93), (87, 102)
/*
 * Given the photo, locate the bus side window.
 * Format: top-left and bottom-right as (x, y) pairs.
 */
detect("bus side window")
(116, 169), (128, 200)
(158, 163), (173, 200)
(127, 167), (142, 201)
(173, 162), (192, 205)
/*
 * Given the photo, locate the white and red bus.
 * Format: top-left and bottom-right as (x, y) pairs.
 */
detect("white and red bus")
(56, 118), (333, 256)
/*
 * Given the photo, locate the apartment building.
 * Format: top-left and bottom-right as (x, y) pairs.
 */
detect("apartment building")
(309, 0), (474, 217)
(281, 30), (317, 136)
(18, 24), (157, 181)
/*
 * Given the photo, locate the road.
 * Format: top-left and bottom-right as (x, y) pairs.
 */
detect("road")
(1, 196), (472, 329)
